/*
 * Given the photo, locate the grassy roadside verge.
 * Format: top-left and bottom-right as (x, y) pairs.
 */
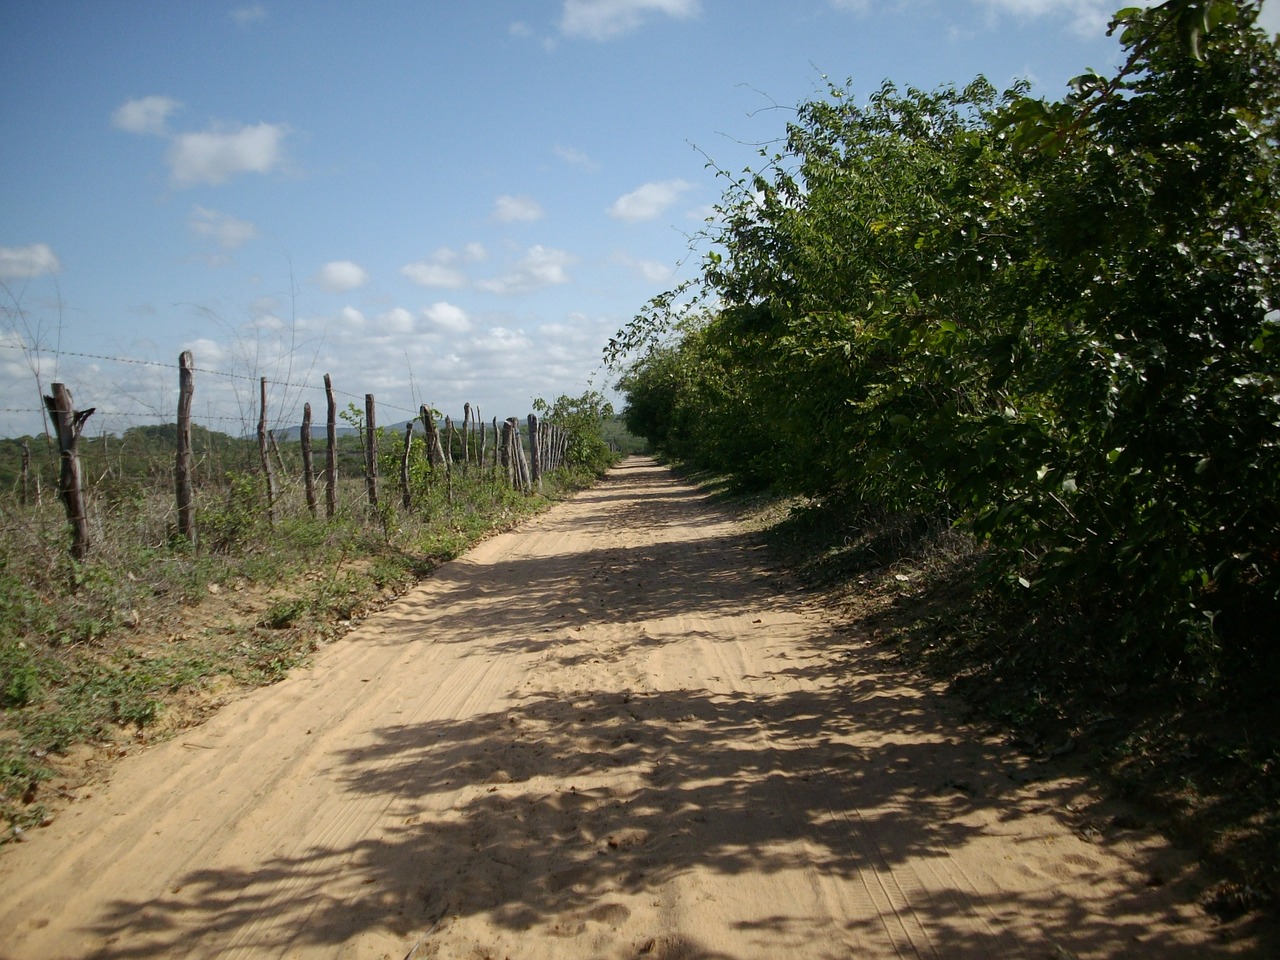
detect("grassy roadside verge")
(683, 464), (1278, 927)
(0, 465), (607, 842)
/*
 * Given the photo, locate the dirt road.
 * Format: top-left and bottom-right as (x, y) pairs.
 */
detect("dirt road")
(0, 458), (1265, 959)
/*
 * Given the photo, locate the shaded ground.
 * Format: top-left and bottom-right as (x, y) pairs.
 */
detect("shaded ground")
(0, 458), (1271, 959)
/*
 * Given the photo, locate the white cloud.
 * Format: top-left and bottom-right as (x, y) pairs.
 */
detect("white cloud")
(188, 206), (257, 249)
(477, 245), (575, 295)
(315, 260), (369, 293)
(554, 144), (598, 171)
(401, 262), (465, 289)
(402, 250), (466, 288)
(608, 179), (692, 222)
(561, 0), (700, 39)
(978, 0), (1137, 37)
(0, 243), (62, 279)
(422, 301), (472, 335)
(167, 122), (289, 187)
(614, 252), (675, 284)
(232, 5), (267, 26)
(470, 326), (534, 357)
(374, 307), (416, 335)
(112, 95), (182, 136)
(182, 337), (230, 366)
(493, 194), (545, 223)
(340, 306), (366, 326)
(1259, 3), (1280, 35)
(400, 246), (486, 288)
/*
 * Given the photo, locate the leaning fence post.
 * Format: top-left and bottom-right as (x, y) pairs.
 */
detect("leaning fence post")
(500, 418), (513, 486)
(43, 382), (94, 559)
(400, 420), (414, 511)
(301, 402), (317, 517)
(364, 393), (379, 512)
(20, 440), (32, 506)
(175, 351), (196, 546)
(444, 416), (455, 503)
(258, 377), (277, 528)
(463, 402), (472, 470)
(324, 374), (338, 519)
(527, 413), (542, 491)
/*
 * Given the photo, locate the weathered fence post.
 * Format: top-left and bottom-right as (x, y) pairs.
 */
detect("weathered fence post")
(491, 417), (500, 473)
(419, 405), (443, 469)
(477, 406), (486, 470)
(463, 402), (472, 470)
(20, 440), (31, 506)
(301, 402), (317, 517)
(175, 351), (196, 546)
(268, 429), (287, 478)
(43, 383), (94, 559)
(500, 418), (513, 486)
(324, 374), (337, 519)
(400, 421), (414, 511)
(444, 416), (455, 503)
(527, 413), (542, 491)
(364, 393), (379, 512)
(504, 417), (530, 493)
(258, 377), (277, 528)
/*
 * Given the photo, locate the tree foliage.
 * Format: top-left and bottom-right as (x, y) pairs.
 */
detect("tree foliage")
(614, 0), (1280, 679)
(533, 390), (618, 474)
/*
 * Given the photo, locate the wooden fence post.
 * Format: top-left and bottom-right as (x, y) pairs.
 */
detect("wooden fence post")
(301, 402), (317, 517)
(324, 374), (337, 519)
(463, 403), (472, 469)
(20, 439), (31, 506)
(258, 377), (277, 528)
(43, 382), (94, 559)
(175, 351), (196, 546)
(491, 417), (500, 473)
(364, 393), (379, 512)
(443, 416), (455, 503)
(420, 405), (446, 469)
(505, 417), (531, 493)
(500, 418), (513, 486)
(517, 420), (531, 492)
(527, 413), (542, 491)
(400, 421), (414, 511)
(268, 429), (287, 479)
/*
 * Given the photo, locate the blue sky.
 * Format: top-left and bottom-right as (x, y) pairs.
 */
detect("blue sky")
(4, 0), (1277, 438)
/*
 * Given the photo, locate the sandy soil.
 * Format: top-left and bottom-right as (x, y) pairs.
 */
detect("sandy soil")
(0, 457), (1270, 960)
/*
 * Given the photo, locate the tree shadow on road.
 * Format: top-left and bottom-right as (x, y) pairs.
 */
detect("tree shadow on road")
(84, 659), (1265, 958)
(77, 460), (1278, 958)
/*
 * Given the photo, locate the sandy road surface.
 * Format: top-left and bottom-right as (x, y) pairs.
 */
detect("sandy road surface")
(0, 458), (1266, 959)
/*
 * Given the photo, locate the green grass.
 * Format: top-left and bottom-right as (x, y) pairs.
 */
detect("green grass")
(0, 460), (610, 840)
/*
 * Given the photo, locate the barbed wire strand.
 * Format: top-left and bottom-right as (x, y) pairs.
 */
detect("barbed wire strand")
(0, 341), (544, 423)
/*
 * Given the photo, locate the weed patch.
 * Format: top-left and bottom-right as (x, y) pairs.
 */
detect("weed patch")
(0, 463), (608, 841)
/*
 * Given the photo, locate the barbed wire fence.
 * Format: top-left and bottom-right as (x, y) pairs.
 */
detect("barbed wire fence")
(1, 341), (575, 557)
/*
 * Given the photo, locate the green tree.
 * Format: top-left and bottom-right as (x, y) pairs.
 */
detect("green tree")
(613, 0), (1280, 677)
(532, 391), (619, 474)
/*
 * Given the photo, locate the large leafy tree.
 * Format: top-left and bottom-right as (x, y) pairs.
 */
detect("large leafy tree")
(993, 0), (1280, 661)
(614, 0), (1280, 675)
